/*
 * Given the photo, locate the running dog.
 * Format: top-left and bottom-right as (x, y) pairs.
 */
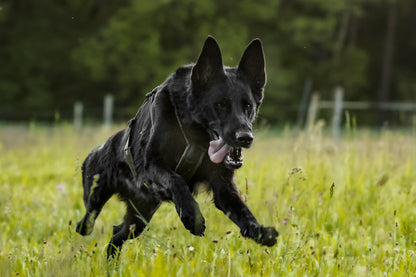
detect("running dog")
(76, 36), (278, 258)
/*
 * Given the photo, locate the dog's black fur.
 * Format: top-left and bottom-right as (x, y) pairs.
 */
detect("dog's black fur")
(76, 36), (278, 258)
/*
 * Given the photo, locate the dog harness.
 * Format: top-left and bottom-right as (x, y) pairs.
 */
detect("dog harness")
(123, 88), (205, 182)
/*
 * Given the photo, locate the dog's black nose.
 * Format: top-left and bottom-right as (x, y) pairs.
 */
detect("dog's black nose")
(235, 131), (253, 147)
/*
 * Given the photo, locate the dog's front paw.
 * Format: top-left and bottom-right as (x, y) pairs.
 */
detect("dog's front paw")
(76, 218), (94, 236)
(76, 211), (97, 236)
(179, 207), (206, 236)
(191, 211), (206, 236)
(258, 226), (279, 246)
(242, 224), (279, 246)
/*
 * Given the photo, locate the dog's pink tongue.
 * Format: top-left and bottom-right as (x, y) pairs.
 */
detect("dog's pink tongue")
(208, 138), (231, 164)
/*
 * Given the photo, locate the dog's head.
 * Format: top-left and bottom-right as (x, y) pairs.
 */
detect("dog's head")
(188, 36), (266, 169)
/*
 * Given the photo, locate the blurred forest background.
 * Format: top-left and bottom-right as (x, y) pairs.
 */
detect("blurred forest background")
(0, 0), (415, 126)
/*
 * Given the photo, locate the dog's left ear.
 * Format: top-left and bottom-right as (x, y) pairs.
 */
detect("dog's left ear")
(192, 36), (225, 91)
(238, 39), (266, 104)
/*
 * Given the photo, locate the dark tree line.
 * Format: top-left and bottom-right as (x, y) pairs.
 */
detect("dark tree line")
(0, 0), (415, 125)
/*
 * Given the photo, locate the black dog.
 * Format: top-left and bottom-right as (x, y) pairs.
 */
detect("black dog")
(76, 36), (278, 258)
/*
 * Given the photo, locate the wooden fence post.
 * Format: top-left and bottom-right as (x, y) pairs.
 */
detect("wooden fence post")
(306, 93), (320, 131)
(104, 94), (114, 128)
(332, 87), (344, 140)
(297, 77), (313, 128)
(74, 101), (83, 130)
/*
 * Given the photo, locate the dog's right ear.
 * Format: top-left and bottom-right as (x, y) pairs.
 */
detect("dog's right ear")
(191, 36), (225, 91)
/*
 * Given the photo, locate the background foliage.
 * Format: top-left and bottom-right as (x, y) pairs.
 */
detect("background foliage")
(0, 0), (415, 124)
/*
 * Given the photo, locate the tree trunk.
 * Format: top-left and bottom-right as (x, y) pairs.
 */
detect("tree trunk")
(377, 2), (397, 125)
(335, 10), (350, 55)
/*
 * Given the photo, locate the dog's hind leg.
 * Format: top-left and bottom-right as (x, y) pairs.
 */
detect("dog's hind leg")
(107, 193), (161, 259)
(76, 171), (114, 236)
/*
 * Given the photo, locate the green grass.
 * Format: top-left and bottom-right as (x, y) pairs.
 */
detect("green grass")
(1, 124), (416, 276)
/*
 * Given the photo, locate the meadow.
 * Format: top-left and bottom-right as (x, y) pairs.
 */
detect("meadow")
(0, 123), (416, 276)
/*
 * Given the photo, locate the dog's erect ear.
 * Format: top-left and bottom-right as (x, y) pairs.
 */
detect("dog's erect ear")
(237, 39), (266, 103)
(191, 36), (224, 91)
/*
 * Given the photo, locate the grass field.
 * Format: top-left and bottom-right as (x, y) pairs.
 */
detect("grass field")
(1, 123), (416, 276)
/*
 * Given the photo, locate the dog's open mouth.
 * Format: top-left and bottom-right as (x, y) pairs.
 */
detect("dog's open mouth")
(208, 137), (243, 169)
